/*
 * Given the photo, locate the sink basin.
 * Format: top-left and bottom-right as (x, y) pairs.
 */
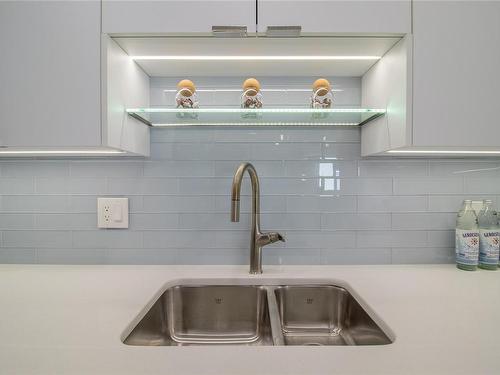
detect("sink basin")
(275, 285), (391, 346)
(123, 282), (392, 346)
(124, 285), (273, 346)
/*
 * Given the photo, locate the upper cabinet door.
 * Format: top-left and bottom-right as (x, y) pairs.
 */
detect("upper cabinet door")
(102, 0), (257, 34)
(413, 1), (500, 147)
(0, 1), (101, 148)
(257, 0), (411, 34)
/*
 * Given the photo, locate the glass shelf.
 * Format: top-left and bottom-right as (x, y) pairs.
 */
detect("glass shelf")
(126, 107), (386, 127)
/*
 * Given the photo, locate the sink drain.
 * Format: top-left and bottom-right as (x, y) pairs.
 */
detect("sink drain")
(304, 342), (323, 346)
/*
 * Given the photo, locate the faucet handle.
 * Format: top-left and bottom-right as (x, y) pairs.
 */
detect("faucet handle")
(257, 232), (285, 246)
(271, 232), (285, 243)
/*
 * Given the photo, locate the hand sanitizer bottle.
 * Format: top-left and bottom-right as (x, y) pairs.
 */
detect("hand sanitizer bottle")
(477, 200), (499, 270)
(455, 200), (479, 271)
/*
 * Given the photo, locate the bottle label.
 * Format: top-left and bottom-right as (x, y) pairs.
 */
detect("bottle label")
(455, 229), (479, 265)
(479, 230), (500, 265)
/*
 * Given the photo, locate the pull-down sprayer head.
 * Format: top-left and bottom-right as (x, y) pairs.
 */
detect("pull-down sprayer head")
(231, 199), (240, 222)
(231, 163), (253, 222)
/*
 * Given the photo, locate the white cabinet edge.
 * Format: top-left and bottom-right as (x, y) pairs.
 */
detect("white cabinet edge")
(361, 35), (413, 156)
(101, 35), (150, 157)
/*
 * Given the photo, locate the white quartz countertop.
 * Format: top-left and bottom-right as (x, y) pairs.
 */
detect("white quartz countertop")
(0, 264), (499, 375)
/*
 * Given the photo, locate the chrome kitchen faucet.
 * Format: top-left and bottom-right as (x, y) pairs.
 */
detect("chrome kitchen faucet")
(230, 162), (285, 274)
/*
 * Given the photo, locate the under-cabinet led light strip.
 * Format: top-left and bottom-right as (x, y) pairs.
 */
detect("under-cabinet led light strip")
(131, 55), (381, 61)
(387, 150), (500, 155)
(0, 150), (126, 155)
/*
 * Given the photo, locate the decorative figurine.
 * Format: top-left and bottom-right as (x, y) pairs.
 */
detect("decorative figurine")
(241, 78), (263, 109)
(175, 79), (199, 109)
(311, 78), (333, 109)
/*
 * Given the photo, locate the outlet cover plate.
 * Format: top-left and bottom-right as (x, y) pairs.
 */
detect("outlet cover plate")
(97, 198), (129, 229)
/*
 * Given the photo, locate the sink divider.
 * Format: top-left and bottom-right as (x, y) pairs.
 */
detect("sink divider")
(265, 287), (285, 346)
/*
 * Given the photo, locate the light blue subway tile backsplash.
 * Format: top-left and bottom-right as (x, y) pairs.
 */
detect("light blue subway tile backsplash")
(70, 161), (143, 178)
(428, 161), (500, 177)
(391, 247), (454, 264)
(106, 249), (178, 265)
(0, 214), (35, 230)
(3, 231), (72, 248)
(1, 127), (500, 265)
(34, 213), (96, 230)
(284, 160), (357, 178)
(464, 178), (500, 194)
(285, 195), (356, 213)
(322, 143), (361, 160)
(357, 196), (428, 212)
(36, 178), (106, 195)
(358, 160), (429, 177)
(283, 231), (356, 249)
(427, 230), (455, 247)
(393, 178), (464, 195)
(1, 161), (70, 177)
(144, 161), (215, 177)
(391, 213), (456, 230)
(320, 248), (392, 265)
(0, 178), (35, 194)
(36, 248), (107, 265)
(0, 195), (71, 212)
(72, 231), (143, 249)
(321, 213), (391, 231)
(266, 248), (322, 265)
(0, 248), (37, 264)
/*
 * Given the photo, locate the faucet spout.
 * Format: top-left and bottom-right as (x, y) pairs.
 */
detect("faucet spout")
(230, 200), (240, 222)
(230, 162), (285, 274)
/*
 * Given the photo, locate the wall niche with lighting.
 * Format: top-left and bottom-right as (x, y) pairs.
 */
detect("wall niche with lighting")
(105, 35), (411, 157)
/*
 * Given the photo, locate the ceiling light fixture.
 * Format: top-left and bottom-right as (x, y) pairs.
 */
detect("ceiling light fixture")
(130, 55), (381, 61)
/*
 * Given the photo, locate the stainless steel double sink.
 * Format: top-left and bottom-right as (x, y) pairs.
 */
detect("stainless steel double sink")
(123, 282), (392, 346)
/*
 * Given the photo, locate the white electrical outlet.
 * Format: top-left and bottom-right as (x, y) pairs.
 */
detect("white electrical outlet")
(97, 198), (129, 229)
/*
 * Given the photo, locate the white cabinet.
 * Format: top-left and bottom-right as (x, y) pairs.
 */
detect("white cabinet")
(103, 0), (410, 35)
(102, 0), (257, 34)
(412, 1), (500, 148)
(362, 1), (500, 156)
(0, 1), (150, 156)
(257, 0), (411, 34)
(0, 1), (101, 148)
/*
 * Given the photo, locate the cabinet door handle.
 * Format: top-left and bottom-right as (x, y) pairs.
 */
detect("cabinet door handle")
(212, 26), (248, 37)
(266, 26), (302, 37)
